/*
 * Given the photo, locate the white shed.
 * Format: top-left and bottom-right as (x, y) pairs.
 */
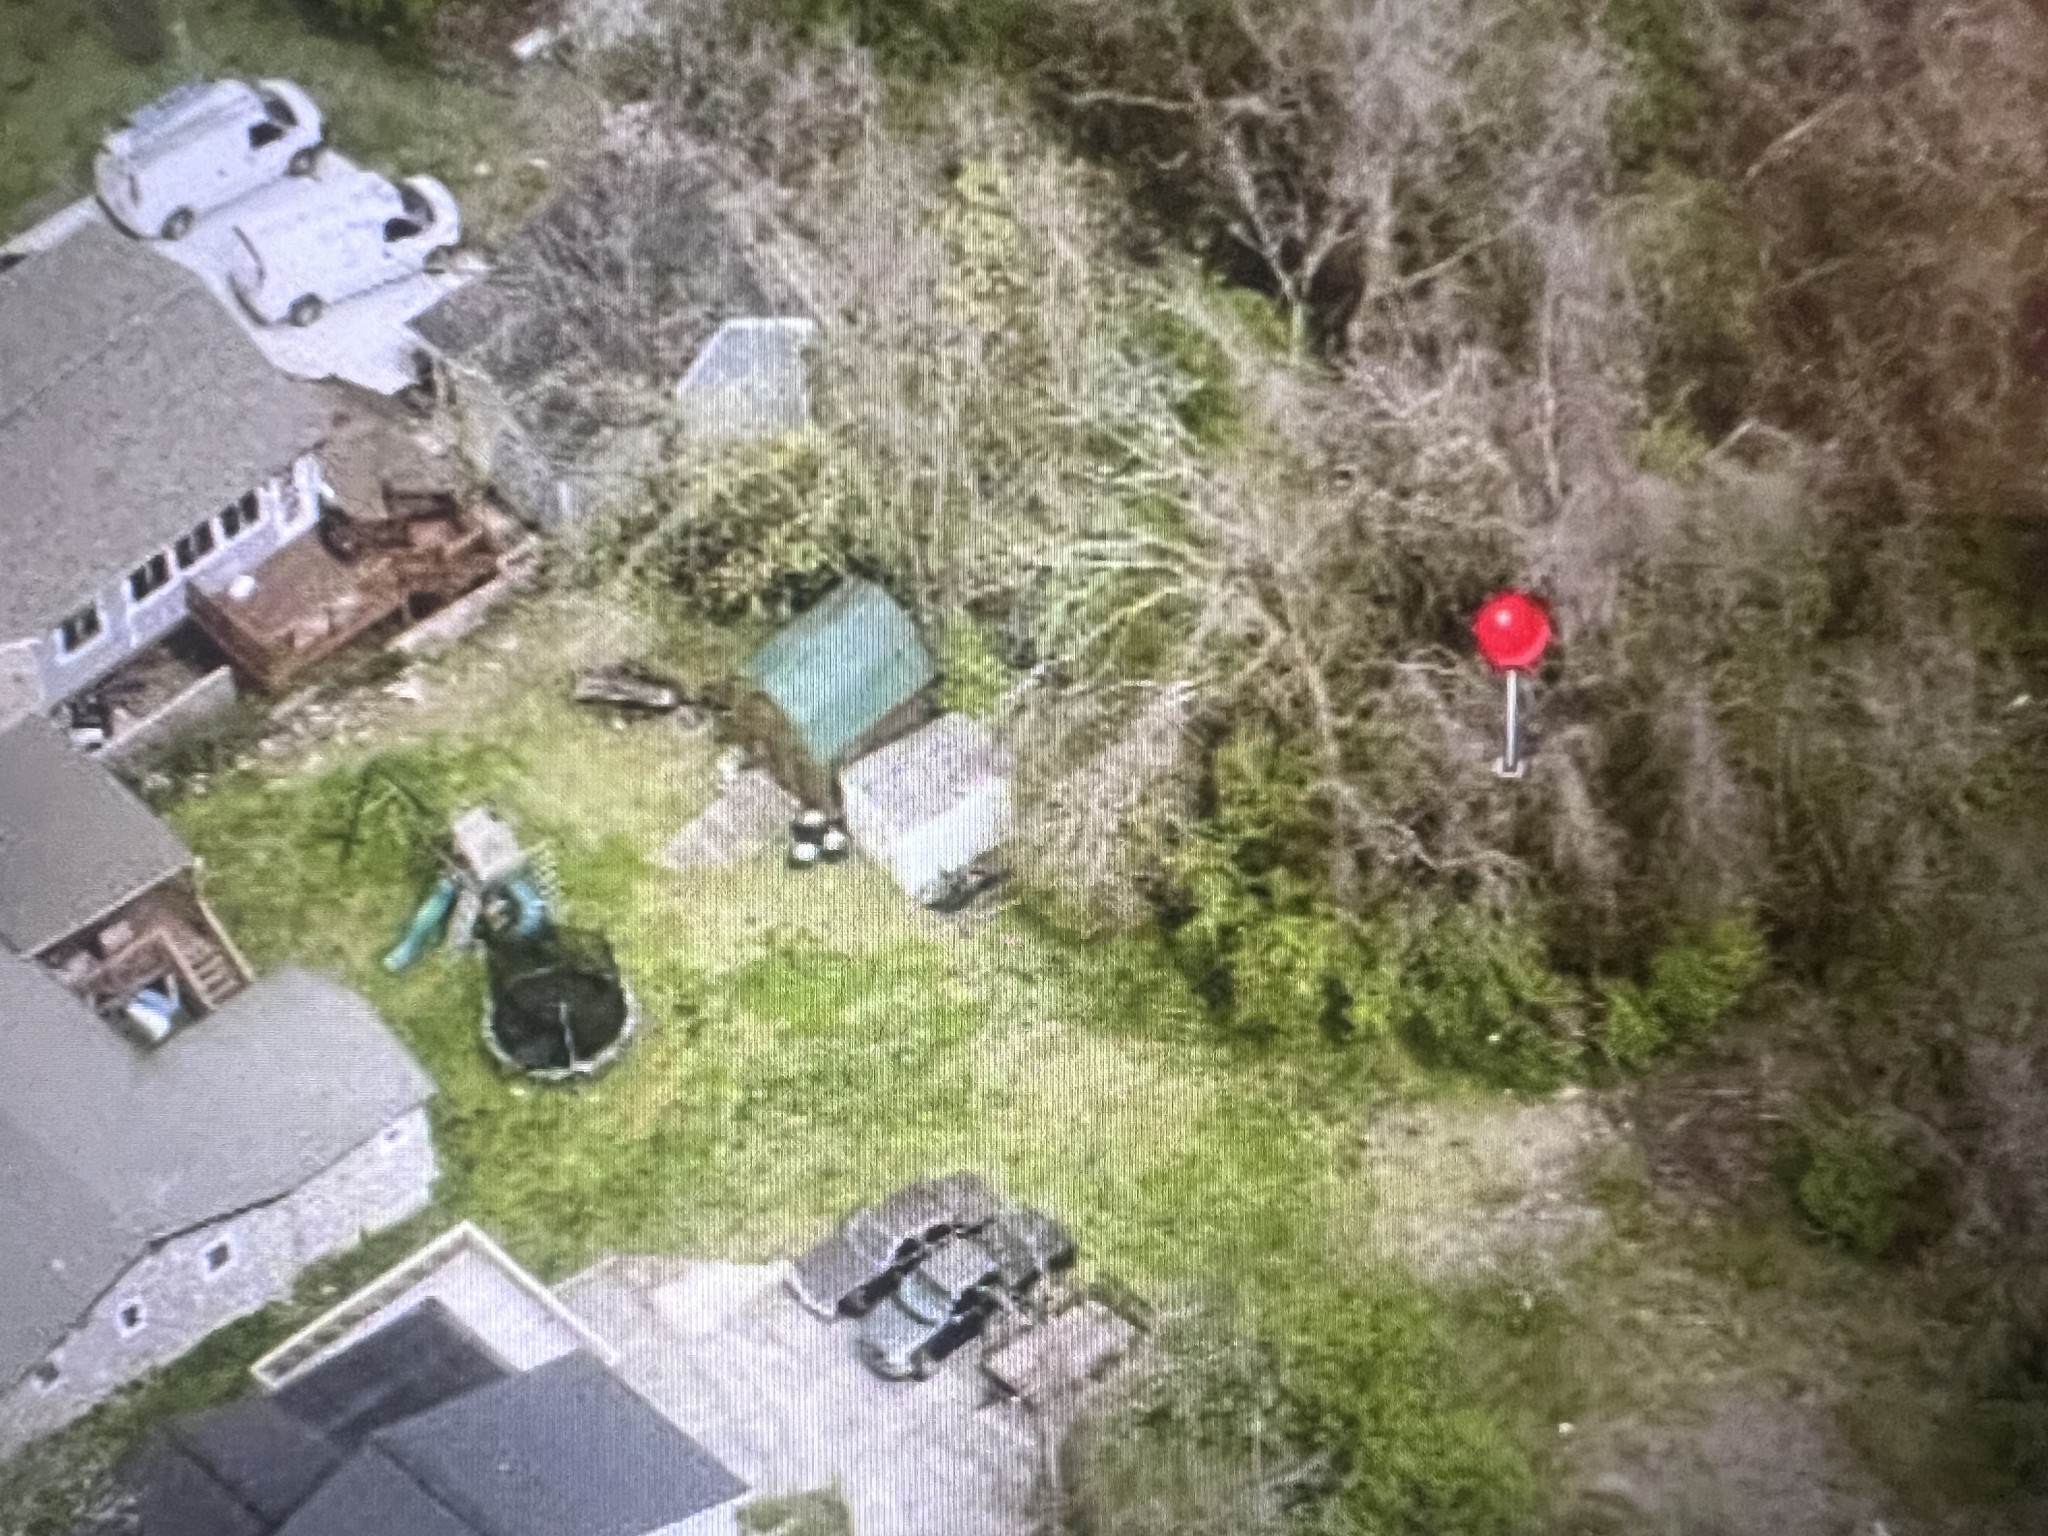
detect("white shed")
(840, 713), (1014, 900)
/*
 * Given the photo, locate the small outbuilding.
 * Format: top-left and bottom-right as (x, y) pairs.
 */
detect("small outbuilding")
(733, 578), (936, 809)
(839, 712), (1014, 902)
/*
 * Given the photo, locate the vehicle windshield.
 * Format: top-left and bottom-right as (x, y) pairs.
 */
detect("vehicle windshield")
(893, 1270), (949, 1324)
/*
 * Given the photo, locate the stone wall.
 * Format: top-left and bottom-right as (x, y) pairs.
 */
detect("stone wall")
(0, 1107), (436, 1456)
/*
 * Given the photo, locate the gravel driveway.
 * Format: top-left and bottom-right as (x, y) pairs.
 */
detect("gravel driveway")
(557, 1256), (1044, 1536)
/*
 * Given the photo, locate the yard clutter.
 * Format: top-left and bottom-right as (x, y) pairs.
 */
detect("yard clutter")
(572, 660), (686, 714)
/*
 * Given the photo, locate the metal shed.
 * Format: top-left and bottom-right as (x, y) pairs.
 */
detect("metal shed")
(737, 578), (936, 807)
(839, 713), (1014, 901)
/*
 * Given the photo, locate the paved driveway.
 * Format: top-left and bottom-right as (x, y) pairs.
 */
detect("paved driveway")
(558, 1257), (1043, 1536)
(1, 162), (474, 395)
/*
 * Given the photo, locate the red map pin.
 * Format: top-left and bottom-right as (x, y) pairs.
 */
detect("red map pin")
(1474, 590), (1552, 673)
(1472, 591), (1551, 778)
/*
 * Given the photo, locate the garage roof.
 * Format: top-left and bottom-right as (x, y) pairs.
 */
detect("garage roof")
(0, 224), (329, 633)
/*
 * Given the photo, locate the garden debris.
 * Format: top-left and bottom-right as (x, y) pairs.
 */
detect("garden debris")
(980, 1297), (1139, 1408)
(451, 806), (527, 886)
(662, 769), (799, 871)
(572, 661), (685, 714)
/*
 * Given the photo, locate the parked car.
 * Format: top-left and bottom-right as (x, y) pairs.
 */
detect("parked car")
(786, 1172), (1001, 1319)
(856, 1236), (1007, 1381)
(981, 1206), (1077, 1304)
(230, 171), (461, 327)
(95, 78), (324, 241)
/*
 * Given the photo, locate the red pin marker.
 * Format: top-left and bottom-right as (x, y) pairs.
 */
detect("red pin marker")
(1473, 591), (1552, 778)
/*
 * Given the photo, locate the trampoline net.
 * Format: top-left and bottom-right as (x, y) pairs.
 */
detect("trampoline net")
(483, 926), (630, 1073)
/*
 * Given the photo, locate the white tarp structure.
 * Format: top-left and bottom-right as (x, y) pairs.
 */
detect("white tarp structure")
(840, 713), (1014, 900)
(675, 317), (817, 442)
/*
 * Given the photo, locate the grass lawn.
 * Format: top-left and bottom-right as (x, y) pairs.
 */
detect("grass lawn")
(0, 0), (594, 240)
(161, 590), (1350, 1296)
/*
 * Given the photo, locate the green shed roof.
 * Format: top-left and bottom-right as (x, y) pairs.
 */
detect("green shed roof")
(744, 579), (936, 764)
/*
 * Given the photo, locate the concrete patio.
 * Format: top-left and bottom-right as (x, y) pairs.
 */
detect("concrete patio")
(557, 1256), (1044, 1536)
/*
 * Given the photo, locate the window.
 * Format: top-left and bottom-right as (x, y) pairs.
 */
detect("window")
(116, 1301), (145, 1336)
(203, 1240), (233, 1274)
(30, 1361), (59, 1391)
(384, 216), (423, 243)
(249, 121), (285, 149)
(128, 552), (171, 604)
(175, 520), (216, 569)
(56, 603), (101, 654)
(219, 490), (263, 542)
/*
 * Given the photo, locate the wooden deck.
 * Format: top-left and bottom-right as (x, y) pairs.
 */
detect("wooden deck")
(190, 495), (502, 694)
(38, 879), (249, 1024)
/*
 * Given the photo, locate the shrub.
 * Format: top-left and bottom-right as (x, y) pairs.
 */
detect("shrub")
(1397, 905), (1590, 1091)
(636, 434), (868, 621)
(1168, 727), (1384, 1044)
(935, 615), (1014, 717)
(1798, 1116), (1913, 1257)
(1644, 912), (1768, 1041)
(1598, 912), (1769, 1069)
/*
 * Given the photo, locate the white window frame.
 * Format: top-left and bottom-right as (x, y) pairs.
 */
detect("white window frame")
(201, 1238), (234, 1276)
(54, 601), (104, 657)
(115, 1299), (146, 1337)
(125, 549), (176, 612)
(175, 517), (221, 573)
(218, 490), (265, 545)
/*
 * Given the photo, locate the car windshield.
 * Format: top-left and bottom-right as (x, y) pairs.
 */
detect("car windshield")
(399, 184), (432, 225)
(893, 1269), (950, 1324)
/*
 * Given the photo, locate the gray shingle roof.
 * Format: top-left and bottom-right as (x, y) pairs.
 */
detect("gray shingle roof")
(0, 1109), (136, 1411)
(274, 1447), (479, 1536)
(0, 955), (435, 1391)
(0, 712), (190, 955)
(166, 1398), (344, 1525)
(119, 1435), (272, 1536)
(373, 1351), (747, 1536)
(275, 1299), (510, 1451)
(0, 224), (330, 633)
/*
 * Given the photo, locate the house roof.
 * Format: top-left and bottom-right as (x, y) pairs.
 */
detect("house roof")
(0, 956), (435, 1393)
(274, 1446), (479, 1536)
(275, 1299), (511, 1451)
(838, 712), (1015, 846)
(132, 1341), (746, 1536)
(0, 712), (191, 954)
(118, 1434), (272, 1536)
(0, 224), (330, 633)
(164, 1398), (345, 1526)
(371, 1350), (747, 1536)
(744, 579), (936, 765)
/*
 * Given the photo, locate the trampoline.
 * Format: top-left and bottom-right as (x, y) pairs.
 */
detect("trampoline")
(481, 926), (637, 1082)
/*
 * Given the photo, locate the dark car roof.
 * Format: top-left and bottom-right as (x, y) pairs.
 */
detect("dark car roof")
(983, 1208), (1075, 1290)
(873, 1171), (999, 1240)
(913, 1236), (1001, 1303)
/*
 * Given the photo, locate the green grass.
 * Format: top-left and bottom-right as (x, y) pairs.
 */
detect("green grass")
(0, 0), (588, 240)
